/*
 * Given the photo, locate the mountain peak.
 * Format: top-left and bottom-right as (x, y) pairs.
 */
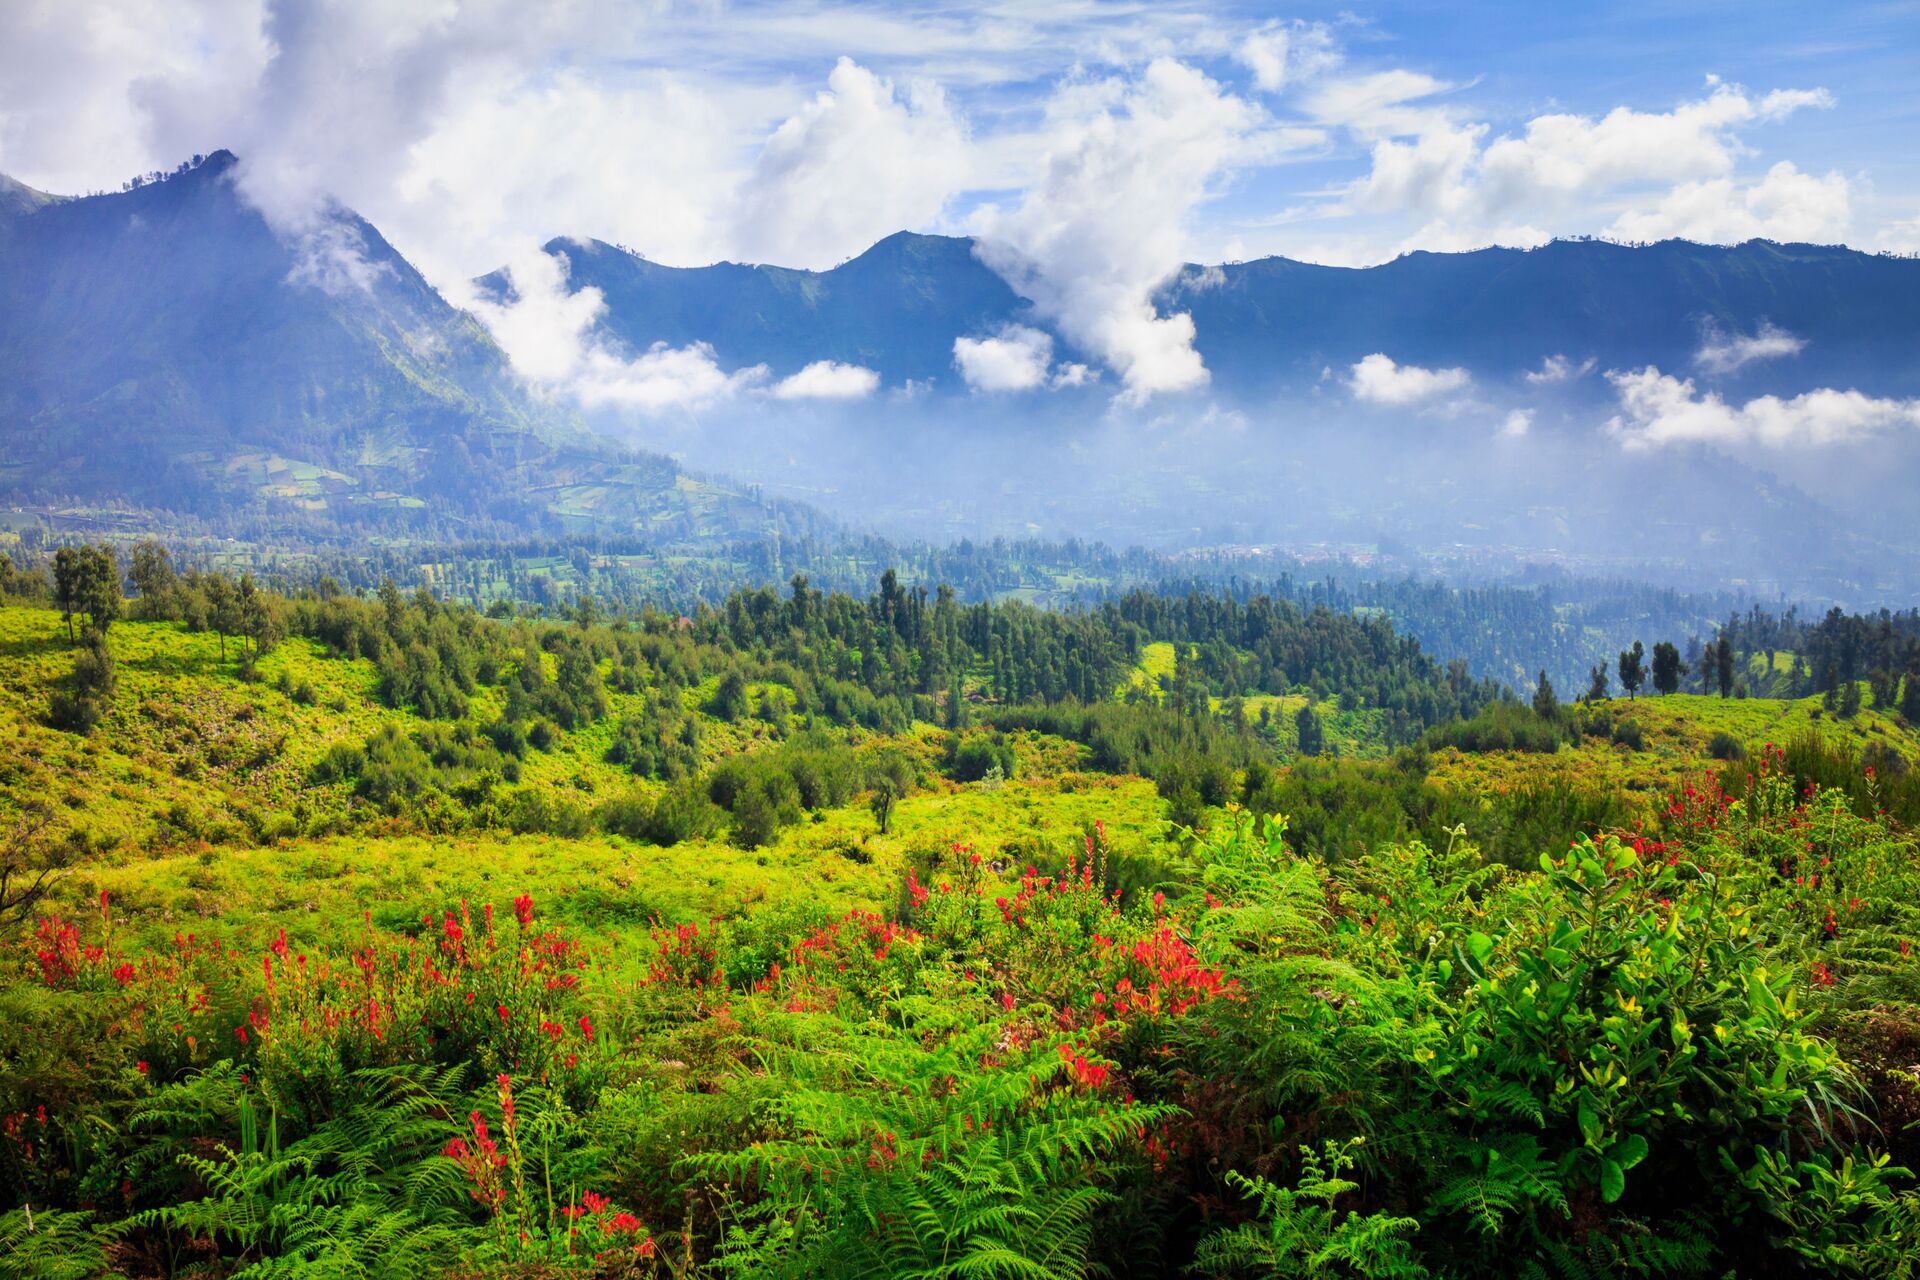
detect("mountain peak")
(0, 171), (62, 219)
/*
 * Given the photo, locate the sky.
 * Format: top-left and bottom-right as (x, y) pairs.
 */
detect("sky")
(2, 0), (1917, 409)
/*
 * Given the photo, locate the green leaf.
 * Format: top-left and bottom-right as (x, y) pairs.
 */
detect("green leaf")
(1611, 1133), (1649, 1172)
(1467, 932), (1494, 964)
(1599, 1157), (1626, 1204)
(1577, 1099), (1602, 1148)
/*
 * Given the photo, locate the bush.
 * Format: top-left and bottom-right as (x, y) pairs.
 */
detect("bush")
(947, 733), (1017, 783)
(1426, 699), (1570, 753)
(1708, 730), (1744, 760)
(1612, 718), (1647, 751)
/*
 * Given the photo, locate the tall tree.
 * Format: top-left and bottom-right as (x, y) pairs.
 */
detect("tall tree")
(1618, 641), (1646, 700)
(1585, 664), (1609, 702)
(1294, 704), (1325, 758)
(52, 547), (81, 642)
(1716, 638), (1735, 698)
(1651, 641), (1684, 696)
(204, 574), (236, 660)
(1531, 670), (1559, 719)
(129, 540), (177, 619)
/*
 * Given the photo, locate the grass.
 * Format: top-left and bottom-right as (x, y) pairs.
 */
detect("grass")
(3, 602), (1184, 950)
(1426, 690), (1920, 817)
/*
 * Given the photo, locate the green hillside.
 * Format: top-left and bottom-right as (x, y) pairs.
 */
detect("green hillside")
(4, 570), (1920, 1278)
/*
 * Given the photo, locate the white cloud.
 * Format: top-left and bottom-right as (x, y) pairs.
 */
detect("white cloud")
(1348, 352), (1471, 406)
(1606, 366), (1920, 450)
(1236, 21), (1338, 94)
(1301, 80), (1851, 261)
(769, 360), (881, 400)
(1605, 160), (1851, 246)
(465, 247), (764, 412)
(1694, 322), (1806, 375)
(974, 58), (1286, 402)
(732, 57), (969, 269)
(1525, 354), (1597, 384)
(577, 341), (763, 412)
(954, 325), (1054, 391)
(1499, 408), (1533, 437)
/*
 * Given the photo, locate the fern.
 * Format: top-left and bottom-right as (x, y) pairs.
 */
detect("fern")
(691, 998), (1174, 1278)
(0, 1207), (112, 1280)
(1190, 1139), (1428, 1279)
(125, 1063), (478, 1278)
(1424, 1134), (1564, 1236)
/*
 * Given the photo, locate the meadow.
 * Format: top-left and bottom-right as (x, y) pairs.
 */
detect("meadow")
(4, 574), (1920, 1278)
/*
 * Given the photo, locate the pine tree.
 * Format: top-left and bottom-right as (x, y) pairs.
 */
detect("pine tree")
(1295, 704), (1325, 757)
(1716, 638), (1735, 698)
(1585, 664), (1609, 702)
(1651, 641), (1684, 696)
(1531, 671), (1558, 720)
(1618, 641), (1646, 700)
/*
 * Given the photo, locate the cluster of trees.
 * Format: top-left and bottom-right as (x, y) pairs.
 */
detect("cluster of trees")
(1699, 605), (1920, 717)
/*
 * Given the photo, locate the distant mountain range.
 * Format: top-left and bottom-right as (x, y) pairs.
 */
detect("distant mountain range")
(488, 232), (1920, 400)
(0, 153), (821, 547)
(3, 150), (1918, 599)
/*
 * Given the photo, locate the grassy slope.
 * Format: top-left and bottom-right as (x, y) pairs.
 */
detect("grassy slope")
(2, 604), (1172, 947)
(13, 602), (1915, 951)
(1119, 640), (1391, 758)
(1427, 690), (1920, 815)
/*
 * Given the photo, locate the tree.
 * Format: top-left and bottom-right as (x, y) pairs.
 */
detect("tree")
(1838, 678), (1863, 719)
(48, 632), (117, 732)
(0, 808), (72, 927)
(869, 776), (899, 835)
(1531, 671), (1559, 720)
(1902, 673), (1920, 726)
(236, 573), (279, 653)
(1617, 641), (1646, 700)
(52, 547), (82, 642)
(129, 540), (177, 619)
(1651, 641), (1685, 696)
(1716, 638), (1736, 698)
(204, 574), (238, 660)
(1585, 664), (1609, 702)
(79, 546), (121, 638)
(1295, 704), (1325, 758)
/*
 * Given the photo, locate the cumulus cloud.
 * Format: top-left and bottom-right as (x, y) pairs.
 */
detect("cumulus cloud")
(1236, 21), (1338, 94)
(1525, 354), (1597, 384)
(974, 58), (1285, 402)
(1694, 322), (1806, 375)
(1499, 408), (1534, 437)
(732, 58), (969, 269)
(1308, 79), (1849, 259)
(954, 325), (1054, 391)
(769, 360), (881, 400)
(1604, 160), (1851, 246)
(1348, 353), (1471, 406)
(467, 247), (764, 412)
(1606, 366), (1920, 450)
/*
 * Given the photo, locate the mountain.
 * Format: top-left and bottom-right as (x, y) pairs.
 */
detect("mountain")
(497, 232), (1920, 400)
(477, 231), (1033, 387)
(0, 153), (820, 547)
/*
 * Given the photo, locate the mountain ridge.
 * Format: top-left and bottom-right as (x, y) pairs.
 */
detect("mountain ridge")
(0, 153), (829, 549)
(490, 230), (1920, 398)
